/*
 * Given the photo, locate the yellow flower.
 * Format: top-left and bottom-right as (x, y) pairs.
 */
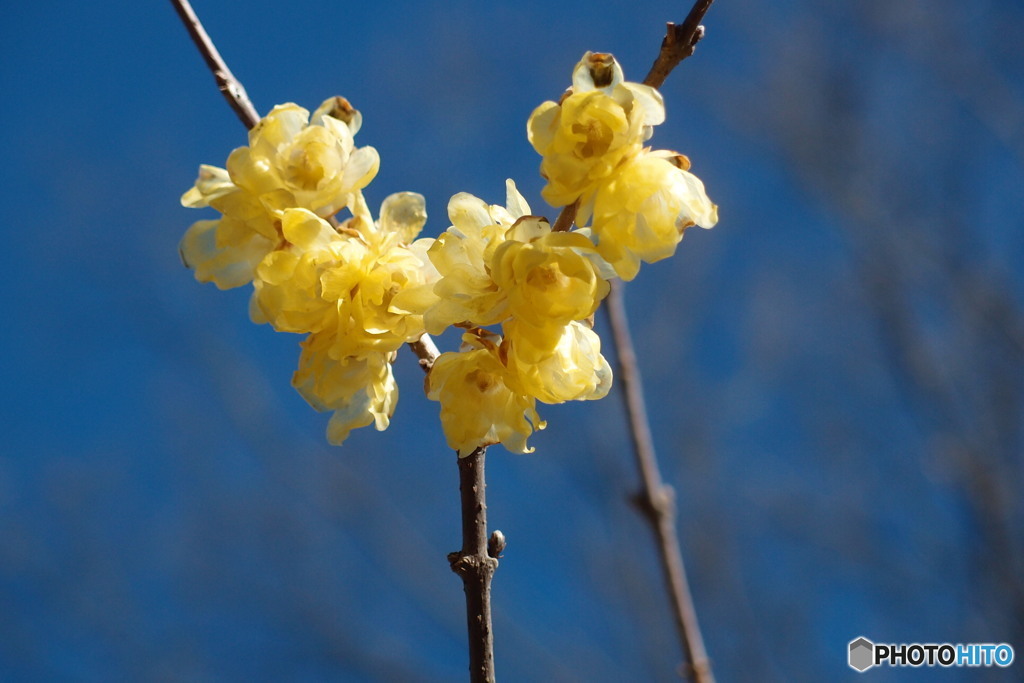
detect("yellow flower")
(250, 208), (365, 333)
(490, 218), (610, 330)
(527, 52), (664, 210)
(590, 150), (718, 281)
(227, 100), (379, 218)
(321, 244), (435, 358)
(180, 98), (377, 290)
(292, 331), (398, 445)
(250, 194), (438, 357)
(319, 192), (438, 358)
(427, 333), (545, 456)
(504, 319), (612, 404)
(423, 181), (530, 333)
(179, 165), (280, 289)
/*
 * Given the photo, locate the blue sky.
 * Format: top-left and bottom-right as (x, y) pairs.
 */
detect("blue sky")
(2, 1), (1022, 680)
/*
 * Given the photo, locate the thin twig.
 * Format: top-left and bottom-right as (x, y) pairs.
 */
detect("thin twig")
(604, 282), (713, 682)
(643, 0), (714, 89)
(169, 0), (260, 129)
(447, 447), (498, 682)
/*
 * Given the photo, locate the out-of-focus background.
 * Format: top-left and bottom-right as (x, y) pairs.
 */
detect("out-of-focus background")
(2, 1), (1022, 680)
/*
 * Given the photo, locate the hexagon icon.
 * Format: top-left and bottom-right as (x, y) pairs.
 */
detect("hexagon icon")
(849, 637), (874, 672)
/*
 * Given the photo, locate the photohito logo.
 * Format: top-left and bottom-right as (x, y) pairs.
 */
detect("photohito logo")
(848, 637), (1014, 672)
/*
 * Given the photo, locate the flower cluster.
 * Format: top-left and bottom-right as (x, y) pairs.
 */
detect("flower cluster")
(180, 52), (718, 457)
(417, 53), (718, 455)
(418, 183), (613, 455)
(528, 52), (718, 280)
(181, 98), (438, 444)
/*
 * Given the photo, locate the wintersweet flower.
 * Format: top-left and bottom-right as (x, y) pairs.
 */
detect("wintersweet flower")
(490, 217), (610, 330)
(319, 192), (438, 359)
(292, 331), (398, 445)
(180, 98), (378, 290)
(179, 165), (280, 289)
(227, 100), (379, 218)
(250, 192), (438, 358)
(504, 320), (613, 404)
(250, 208), (365, 333)
(527, 52), (664, 210)
(427, 332), (545, 456)
(422, 181), (531, 333)
(590, 150), (718, 281)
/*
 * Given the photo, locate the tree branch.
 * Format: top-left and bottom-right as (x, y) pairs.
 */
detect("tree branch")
(598, 3), (716, 678)
(169, 0), (261, 130)
(408, 334), (441, 373)
(604, 281), (713, 682)
(643, 0), (714, 89)
(447, 447), (498, 682)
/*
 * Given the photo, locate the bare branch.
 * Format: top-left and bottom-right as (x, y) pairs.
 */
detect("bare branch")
(604, 281), (714, 682)
(448, 447), (498, 682)
(169, 0), (260, 129)
(643, 0), (714, 89)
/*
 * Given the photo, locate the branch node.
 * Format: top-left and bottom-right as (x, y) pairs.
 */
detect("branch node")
(654, 483), (677, 518)
(643, 0), (715, 88)
(452, 448), (496, 680)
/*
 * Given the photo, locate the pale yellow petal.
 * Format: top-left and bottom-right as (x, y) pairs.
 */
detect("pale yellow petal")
(378, 192), (427, 243)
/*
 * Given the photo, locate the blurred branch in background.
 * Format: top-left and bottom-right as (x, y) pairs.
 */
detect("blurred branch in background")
(603, 281), (712, 682)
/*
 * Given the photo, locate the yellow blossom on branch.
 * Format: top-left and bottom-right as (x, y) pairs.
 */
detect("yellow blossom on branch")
(227, 100), (379, 218)
(527, 52), (664, 211)
(424, 182), (610, 336)
(250, 207), (364, 334)
(250, 192), (438, 359)
(318, 192), (438, 359)
(503, 319), (612, 404)
(179, 165), (280, 289)
(426, 332), (545, 457)
(292, 330), (398, 445)
(490, 218), (610, 330)
(179, 98), (379, 290)
(274, 191), (436, 446)
(526, 52), (719, 283)
(590, 150), (718, 280)
(421, 181), (531, 333)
